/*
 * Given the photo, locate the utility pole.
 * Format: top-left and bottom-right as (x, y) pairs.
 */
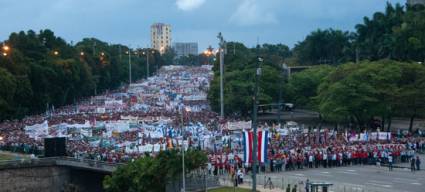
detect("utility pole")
(217, 33), (226, 119)
(278, 63), (288, 127)
(181, 109), (186, 192)
(252, 43), (262, 192)
(147, 51), (150, 78)
(128, 47), (132, 84)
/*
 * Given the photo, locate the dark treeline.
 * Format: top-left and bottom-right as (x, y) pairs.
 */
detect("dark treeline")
(208, 3), (425, 130)
(291, 3), (425, 65)
(0, 29), (172, 121)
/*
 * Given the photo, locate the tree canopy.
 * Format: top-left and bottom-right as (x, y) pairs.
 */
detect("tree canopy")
(208, 43), (289, 118)
(103, 149), (207, 192)
(207, 3), (425, 132)
(0, 29), (166, 121)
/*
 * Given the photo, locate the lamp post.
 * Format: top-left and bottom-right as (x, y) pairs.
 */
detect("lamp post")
(252, 51), (262, 192)
(217, 33), (226, 119)
(180, 107), (191, 192)
(143, 50), (155, 79)
(126, 49), (132, 84)
(278, 63), (288, 127)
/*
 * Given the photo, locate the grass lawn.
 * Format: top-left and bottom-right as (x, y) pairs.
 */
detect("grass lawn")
(0, 151), (30, 161)
(0, 154), (15, 161)
(209, 187), (257, 192)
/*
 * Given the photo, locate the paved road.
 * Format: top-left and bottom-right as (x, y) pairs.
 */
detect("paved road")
(258, 164), (424, 192)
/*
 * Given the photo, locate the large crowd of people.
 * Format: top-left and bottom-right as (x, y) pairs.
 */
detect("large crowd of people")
(0, 65), (424, 177)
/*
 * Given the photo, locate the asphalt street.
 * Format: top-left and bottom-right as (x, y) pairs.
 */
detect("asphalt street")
(251, 162), (425, 192)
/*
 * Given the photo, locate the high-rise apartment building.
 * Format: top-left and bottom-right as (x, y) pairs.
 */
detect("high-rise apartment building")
(151, 23), (172, 54)
(173, 42), (198, 58)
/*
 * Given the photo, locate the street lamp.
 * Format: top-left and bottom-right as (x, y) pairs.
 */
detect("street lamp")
(252, 52), (262, 192)
(2, 44), (10, 57)
(142, 50), (155, 78)
(2, 45), (10, 52)
(203, 47), (214, 65)
(53, 51), (59, 56)
(180, 107), (191, 192)
(278, 63), (288, 127)
(80, 52), (85, 56)
(127, 48), (132, 85)
(217, 33), (226, 119)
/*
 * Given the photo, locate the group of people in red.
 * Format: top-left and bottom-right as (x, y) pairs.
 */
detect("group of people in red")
(205, 126), (424, 176)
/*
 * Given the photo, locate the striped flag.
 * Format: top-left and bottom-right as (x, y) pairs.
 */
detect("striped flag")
(243, 131), (253, 164)
(258, 130), (268, 163)
(243, 131), (268, 164)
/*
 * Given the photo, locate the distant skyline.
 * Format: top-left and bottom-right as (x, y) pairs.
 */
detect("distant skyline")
(0, 0), (405, 52)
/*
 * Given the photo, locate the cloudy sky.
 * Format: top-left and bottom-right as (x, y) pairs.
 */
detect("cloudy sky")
(0, 0), (405, 51)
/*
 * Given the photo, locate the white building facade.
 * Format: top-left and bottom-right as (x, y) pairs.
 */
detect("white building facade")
(151, 23), (172, 54)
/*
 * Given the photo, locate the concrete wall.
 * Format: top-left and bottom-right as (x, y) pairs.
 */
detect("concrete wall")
(0, 166), (70, 192)
(0, 165), (108, 192)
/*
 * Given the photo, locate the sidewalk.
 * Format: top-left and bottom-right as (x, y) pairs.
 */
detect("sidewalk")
(238, 184), (283, 192)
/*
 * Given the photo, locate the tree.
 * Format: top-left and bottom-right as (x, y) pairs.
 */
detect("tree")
(0, 68), (17, 120)
(317, 63), (380, 128)
(292, 29), (355, 65)
(285, 65), (335, 108)
(393, 4), (425, 62)
(161, 47), (176, 66)
(0, 30), (167, 121)
(315, 60), (425, 130)
(396, 63), (425, 132)
(208, 42), (289, 118)
(103, 150), (207, 192)
(176, 54), (200, 66)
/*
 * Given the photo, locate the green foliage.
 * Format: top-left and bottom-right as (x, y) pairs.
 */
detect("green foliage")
(176, 54), (200, 66)
(0, 30), (163, 121)
(315, 60), (425, 129)
(292, 29), (355, 65)
(285, 65), (335, 108)
(103, 149), (207, 192)
(290, 3), (425, 65)
(356, 3), (425, 62)
(208, 42), (287, 118)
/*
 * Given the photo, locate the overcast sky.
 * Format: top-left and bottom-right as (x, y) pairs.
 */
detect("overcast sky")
(0, 0), (405, 51)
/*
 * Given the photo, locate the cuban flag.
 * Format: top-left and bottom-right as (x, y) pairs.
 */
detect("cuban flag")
(243, 131), (269, 164)
(243, 131), (253, 164)
(258, 130), (268, 163)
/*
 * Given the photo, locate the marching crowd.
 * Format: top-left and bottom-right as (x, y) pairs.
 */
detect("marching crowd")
(0, 65), (219, 163)
(0, 65), (424, 177)
(205, 128), (425, 179)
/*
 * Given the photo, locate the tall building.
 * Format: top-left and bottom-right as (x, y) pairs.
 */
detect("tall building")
(173, 42), (198, 58)
(407, 0), (425, 5)
(151, 23), (172, 54)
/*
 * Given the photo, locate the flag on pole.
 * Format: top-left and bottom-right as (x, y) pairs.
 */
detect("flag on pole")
(243, 131), (253, 164)
(243, 131), (268, 164)
(258, 130), (268, 163)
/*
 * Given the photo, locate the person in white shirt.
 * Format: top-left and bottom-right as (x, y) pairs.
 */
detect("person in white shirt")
(308, 154), (314, 168)
(237, 169), (244, 184)
(323, 152), (328, 168)
(388, 155), (393, 171)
